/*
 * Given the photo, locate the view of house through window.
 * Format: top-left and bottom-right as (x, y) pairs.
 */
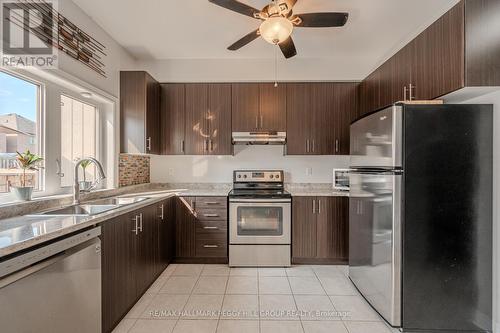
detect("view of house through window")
(60, 95), (99, 187)
(0, 71), (41, 193)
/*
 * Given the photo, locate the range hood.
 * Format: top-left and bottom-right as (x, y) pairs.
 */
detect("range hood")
(232, 132), (286, 145)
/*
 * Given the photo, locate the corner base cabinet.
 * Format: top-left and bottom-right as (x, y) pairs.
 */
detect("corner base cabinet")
(292, 196), (349, 264)
(175, 196), (228, 263)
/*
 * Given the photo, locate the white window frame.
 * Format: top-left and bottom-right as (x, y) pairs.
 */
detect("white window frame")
(0, 69), (45, 199)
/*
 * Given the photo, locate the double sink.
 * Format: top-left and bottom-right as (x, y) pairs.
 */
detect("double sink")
(29, 196), (151, 217)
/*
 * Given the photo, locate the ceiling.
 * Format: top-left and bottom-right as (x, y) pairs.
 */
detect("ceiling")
(73, 0), (459, 65)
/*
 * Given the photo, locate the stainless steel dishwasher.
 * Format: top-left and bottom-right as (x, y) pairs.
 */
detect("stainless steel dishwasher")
(0, 227), (102, 333)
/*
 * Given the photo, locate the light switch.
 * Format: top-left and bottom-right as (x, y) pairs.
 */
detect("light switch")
(306, 167), (313, 176)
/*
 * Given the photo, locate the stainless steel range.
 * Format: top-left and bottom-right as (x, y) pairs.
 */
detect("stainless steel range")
(229, 170), (291, 267)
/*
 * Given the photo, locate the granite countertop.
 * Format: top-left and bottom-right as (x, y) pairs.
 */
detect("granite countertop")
(0, 184), (232, 258)
(286, 183), (350, 197)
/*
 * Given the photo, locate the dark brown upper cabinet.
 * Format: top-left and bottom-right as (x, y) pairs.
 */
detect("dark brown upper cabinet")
(359, 0), (500, 116)
(160, 84), (185, 155)
(287, 83), (358, 155)
(120, 71), (160, 154)
(185, 84), (232, 155)
(232, 83), (260, 132)
(232, 83), (286, 132)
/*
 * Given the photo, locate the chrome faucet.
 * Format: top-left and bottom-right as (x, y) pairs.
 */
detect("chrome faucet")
(73, 157), (106, 204)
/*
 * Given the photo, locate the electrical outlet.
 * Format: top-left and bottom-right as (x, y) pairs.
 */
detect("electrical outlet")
(306, 167), (313, 176)
(168, 168), (174, 176)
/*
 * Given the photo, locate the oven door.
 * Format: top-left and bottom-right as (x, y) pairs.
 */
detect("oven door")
(229, 199), (291, 245)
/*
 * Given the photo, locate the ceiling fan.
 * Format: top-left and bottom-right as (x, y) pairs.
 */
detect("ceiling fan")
(208, 0), (349, 59)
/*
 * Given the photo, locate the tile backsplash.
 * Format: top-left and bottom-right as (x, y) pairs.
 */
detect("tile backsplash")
(119, 154), (150, 187)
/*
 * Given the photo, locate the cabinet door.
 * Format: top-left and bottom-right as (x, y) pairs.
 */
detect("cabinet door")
(259, 83), (286, 132)
(232, 83), (260, 132)
(175, 197), (196, 258)
(185, 84), (209, 155)
(160, 84), (185, 155)
(331, 83), (358, 155)
(310, 83), (332, 155)
(378, 59), (394, 109)
(292, 196), (317, 258)
(101, 213), (137, 333)
(208, 84), (232, 155)
(286, 83), (312, 155)
(145, 73), (160, 154)
(316, 197), (349, 261)
(135, 206), (157, 295)
(392, 44), (413, 102)
(120, 71), (147, 154)
(359, 70), (380, 116)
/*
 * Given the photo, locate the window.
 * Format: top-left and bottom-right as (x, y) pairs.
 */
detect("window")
(60, 95), (100, 187)
(0, 71), (41, 193)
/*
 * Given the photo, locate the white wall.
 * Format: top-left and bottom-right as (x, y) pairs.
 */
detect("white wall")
(458, 90), (500, 332)
(55, 0), (137, 97)
(150, 145), (349, 184)
(139, 58), (365, 83)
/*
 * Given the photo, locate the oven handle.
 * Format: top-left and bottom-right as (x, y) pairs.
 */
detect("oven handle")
(229, 198), (291, 203)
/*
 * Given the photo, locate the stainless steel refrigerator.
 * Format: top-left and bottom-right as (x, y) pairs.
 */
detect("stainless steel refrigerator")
(349, 103), (493, 332)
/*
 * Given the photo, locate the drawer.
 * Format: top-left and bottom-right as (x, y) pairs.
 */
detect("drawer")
(196, 208), (227, 221)
(195, 238), (227, 257)
(195, 197), (227, 208)
(196, 220), (228, 233)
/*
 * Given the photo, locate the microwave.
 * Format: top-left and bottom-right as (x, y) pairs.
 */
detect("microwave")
(333, 169), (350, 191)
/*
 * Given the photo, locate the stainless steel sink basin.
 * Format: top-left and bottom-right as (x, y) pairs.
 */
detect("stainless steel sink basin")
(28, 196), (151, 217)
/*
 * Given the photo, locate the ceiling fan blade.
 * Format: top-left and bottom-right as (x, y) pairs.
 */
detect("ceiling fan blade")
(208, 0), (261, 19)
(295, 12), (349, 27)
(228, 29), (260, 51)
(279, 37), (297, 59)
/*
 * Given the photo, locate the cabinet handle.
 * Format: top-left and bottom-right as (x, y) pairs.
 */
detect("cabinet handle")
(312, 139), (315, 153)
(203, 226), (219, 230)
(138, 213), (143, 232)
(403, 86), (408, 101)
(409, 83), (415, 100)
(146, 137), (152, 151)
(181, 140), (185, 153)
(205, 139), (209, 151)
(204, 202), (220, 205)
(312, 199), (316, 214)
(132, 216), (139, 235)
(255, 116), (259, 130)
(160, 204), (164, 220)
(210, 139), (214, 151)
(335, 139), (339, 153)
(318, 200), (321, 214)
(260, 115), (263, 129)
(203, 245), (219, 248)
(306, 139), (310, 153)
(204, 213), (219, 217)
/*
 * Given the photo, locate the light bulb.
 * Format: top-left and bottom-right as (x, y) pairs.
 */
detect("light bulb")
(259, 17), (293, 45)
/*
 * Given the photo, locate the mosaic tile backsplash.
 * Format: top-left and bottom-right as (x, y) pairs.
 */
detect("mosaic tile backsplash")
(119, 154), (150, 187)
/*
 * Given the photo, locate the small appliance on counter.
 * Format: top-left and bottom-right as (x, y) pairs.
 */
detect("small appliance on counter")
(228, 170), (291, 267)
(333, 169), (350, 191)
(349, 103), (493, 332)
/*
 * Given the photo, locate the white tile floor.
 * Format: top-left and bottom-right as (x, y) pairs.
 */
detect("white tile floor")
(113, 264), (398, 333)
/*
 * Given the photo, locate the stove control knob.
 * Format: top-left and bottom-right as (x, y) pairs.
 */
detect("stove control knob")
(275, 174), (280, 178)
(270, 175), (274, 179)
(237, 175), (241, 178)
(243, 175), (247, 178)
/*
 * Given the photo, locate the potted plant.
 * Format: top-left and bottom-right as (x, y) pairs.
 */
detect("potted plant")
(11, 150), (43, 201)
(78, 159), (93, 191)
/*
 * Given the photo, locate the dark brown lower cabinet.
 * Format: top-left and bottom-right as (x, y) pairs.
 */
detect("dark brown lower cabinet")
(292, 196), (349, 264)
(175, 196), (228, 263)
(102, 199), (175, 333)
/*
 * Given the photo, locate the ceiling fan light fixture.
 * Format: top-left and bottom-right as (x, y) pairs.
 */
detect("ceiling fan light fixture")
(259, 16), (293, 45)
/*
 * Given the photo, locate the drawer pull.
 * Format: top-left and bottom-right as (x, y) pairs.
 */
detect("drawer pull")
(203, 245), (219, 248)
(204, 214), (220, 217)
(205, 202), (220, 205)
(203, 226), (219, 230)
